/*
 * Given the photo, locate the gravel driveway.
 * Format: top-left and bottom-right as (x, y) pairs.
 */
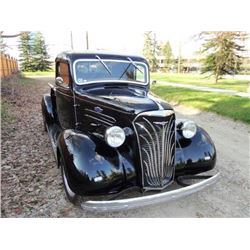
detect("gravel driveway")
(1, 76), (249, 217)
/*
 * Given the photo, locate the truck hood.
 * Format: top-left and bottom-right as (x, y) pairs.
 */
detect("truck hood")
(76, 88), (173, 115)
(98, 94), (159, 113)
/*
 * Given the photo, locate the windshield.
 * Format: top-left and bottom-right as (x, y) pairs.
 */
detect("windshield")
(73, 59), (148, 85)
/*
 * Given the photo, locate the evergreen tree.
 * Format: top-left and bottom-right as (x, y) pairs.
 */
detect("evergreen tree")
(160, 41), (173, 72)
(143, 31), (158, 72)
(31, 32), (52, 71)
(18, 31), (52, 72)
(18, 32), (32, 71)
(200, 31), (248, 83)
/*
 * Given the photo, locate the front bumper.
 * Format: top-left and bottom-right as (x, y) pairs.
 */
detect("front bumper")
(81, 172), (220, 212)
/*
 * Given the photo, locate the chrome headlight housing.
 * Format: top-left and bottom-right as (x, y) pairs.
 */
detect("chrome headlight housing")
(105, 126), (126, 148)
(181, 120), (197, 139)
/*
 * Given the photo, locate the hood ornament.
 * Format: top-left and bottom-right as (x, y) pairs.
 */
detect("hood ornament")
(154, 121), (169, 126)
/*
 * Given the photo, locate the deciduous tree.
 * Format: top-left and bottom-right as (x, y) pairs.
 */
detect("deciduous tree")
(143, 31), (158, 72)
(160, 41), (173, 72)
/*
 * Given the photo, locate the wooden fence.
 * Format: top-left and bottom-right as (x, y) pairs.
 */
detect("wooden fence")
(0, 53), (19, 78)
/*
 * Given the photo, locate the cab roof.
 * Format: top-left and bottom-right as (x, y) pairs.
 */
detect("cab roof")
(56, 51), (148, 64)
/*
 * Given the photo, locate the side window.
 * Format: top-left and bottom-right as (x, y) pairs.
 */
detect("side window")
(57, 62), (70, 87)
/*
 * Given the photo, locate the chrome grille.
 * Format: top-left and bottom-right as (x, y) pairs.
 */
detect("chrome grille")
(133, 110), (175, 189)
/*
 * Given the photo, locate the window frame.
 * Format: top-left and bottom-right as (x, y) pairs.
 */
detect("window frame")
(73, 59), (149, 86)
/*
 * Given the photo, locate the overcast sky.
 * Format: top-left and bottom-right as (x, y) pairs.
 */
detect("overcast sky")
(45, 30), (203, 58)
(2, 0), (250, 60)
(3, 30), (203, 59)
(5, 30), (250, 61)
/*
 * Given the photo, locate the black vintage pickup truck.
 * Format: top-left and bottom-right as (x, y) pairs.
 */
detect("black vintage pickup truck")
(41, 51), (219, 212)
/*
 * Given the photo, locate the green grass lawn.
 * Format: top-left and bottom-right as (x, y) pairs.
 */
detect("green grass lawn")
(151, 73), (249, 93)
(151, 85), (250, 124)
(5, 76), (35, 85)
(22, 71), (55, 77)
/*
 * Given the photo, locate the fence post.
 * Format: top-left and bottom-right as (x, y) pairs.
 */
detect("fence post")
(6, 55), (9, 76)
(0, 53), (3, 78)
(3, 54), (7, 77)
(12, 57), (15, 73)
(13, 58), (16, 73)
(10, 57), (13, 75)
(1, 54), (4, 77)
(8, 55), (11, 76)
(14, 58), (16, 73)
(5, 54), (8, 76)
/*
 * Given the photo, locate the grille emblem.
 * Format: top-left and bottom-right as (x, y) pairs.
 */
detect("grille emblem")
(153, 121), (168, 126)
(94, 106), (103, 113)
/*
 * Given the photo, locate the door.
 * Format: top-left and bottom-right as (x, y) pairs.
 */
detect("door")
(55, 61), (75, 129)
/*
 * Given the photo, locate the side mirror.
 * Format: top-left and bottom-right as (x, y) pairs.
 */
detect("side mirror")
(55, 77), (64, 86)
(151, 80), (157, 85)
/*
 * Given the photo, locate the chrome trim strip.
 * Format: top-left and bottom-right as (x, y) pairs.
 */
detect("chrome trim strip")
(137, 110), (175, 117)
(86, 113), (114, 125)
(84, 114), (113, 126)
(148, 93), (164, 110)
(85, 108), (116, 123)
(48, 83), (55, 89)
(147, 94), (164, 110)
(81, 173), (220, 212)
(56, 90), (73, 98)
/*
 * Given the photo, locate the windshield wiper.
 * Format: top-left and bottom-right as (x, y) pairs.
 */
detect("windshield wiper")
(127, 57), (143, 73)
(119, 57), (143, 80)
(95, 55), (112, 75)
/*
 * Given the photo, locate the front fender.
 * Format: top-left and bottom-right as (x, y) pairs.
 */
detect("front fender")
(41, 94), (54, 126)
(58, 130), (136, 195)
(175, 126), (216, 176)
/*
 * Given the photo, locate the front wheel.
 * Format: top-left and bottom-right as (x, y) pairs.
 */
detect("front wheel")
(60, 157), (78, 204)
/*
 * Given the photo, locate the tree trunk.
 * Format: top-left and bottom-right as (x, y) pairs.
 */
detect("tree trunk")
(215, 64), (219, 83)
(215, 73), (219, 83)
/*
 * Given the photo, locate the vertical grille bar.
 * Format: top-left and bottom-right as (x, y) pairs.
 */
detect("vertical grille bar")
(133, 110), (176, 189)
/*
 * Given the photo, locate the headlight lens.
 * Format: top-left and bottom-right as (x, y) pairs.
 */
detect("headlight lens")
(181, 121), (197, 139)
(105, 126), (126, 148)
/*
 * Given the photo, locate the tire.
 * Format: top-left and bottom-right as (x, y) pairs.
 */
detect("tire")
(60, 156), (78, 204)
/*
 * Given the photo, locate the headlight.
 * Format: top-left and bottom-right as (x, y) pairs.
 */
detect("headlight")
(181, 120), (197, 139)
(105, 126), (126, 148)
